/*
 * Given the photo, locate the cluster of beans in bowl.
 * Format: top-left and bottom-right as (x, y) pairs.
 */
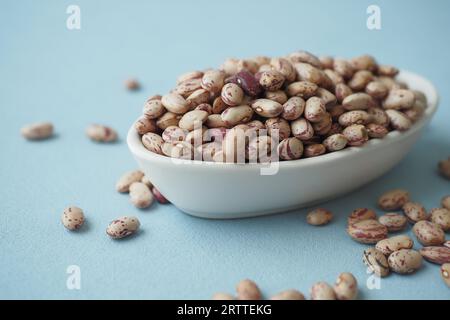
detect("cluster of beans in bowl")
(135, 51), (427, 163)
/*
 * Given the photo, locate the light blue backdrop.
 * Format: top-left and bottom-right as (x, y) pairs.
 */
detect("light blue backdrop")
(1, 0), (449, 299)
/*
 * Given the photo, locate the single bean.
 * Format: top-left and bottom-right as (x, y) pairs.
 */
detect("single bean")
(310, 282), (336, 300)
(116, 170), (144, 193)
(304, 143), (326, 158)
(135, 116), (158, 135)
(278, 137), (303, 160)
(403, 202), (429, 223)
(236, 279), (261, 300)
(420, 246), (450, 265)
(441, 264), (450, 287)
(334, 272), (358, 300)
(347, 219), (388, 244)
(306, 208), (333, 226)
(270, 289), (305, 300)
(221, 83), (244, 106)
(286, 81), (318, 98)
(161, 93), (191, 114)
(388, 249), (422, 274)
(61, 206), (85, 231)
(251, 99), (283, 118)
(378, 213), (408, 232)
(429, 208), (450, 231)
(281, 97), (305, 121)
(143, 99), (166, 119)
(347, 208), (377, 225)
(106, 216), (140, 239)
(342, 124), (368, 146)
(86, 124), (117, 142)
(142, 132), (164, 155)
(21, 122), (54, 140)
(129, 182), (153, 209)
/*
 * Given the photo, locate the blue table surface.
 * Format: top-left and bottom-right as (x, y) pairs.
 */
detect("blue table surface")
(1, 0), (449, 299)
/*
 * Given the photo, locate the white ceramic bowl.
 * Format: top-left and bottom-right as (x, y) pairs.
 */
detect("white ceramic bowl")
(128, 71), (438, 219)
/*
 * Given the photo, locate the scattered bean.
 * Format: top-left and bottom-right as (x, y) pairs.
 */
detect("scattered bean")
(334, 272), (358, 300)
(129, 182), (153, 209)
(21, 122), (54, 140)
(375, 235), (414, 256)
(378, 213), (408, 232)
(378, 189), (410, 211)
(403, 202), (428, 223)
(310, 282), (336, 300)
(347, 208), (377, 225)
(363, 248), (390, 277)
(347, 219), (388, 244)
(86, 124), (117, 142)
(116, 170), (144, 193)
(306, 208), (333, 226)
(388, 249), (422, 274)
(106, 216), (140, 239)
(420, 246), (450, 265)
(413, 221), (445, 246)
(429, 208), (450, 231)
(61, 206), (85, 231)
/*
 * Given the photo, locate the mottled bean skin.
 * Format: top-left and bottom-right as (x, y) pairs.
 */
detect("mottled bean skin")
(61, 206), (85, 231)
(388, 249), (422, 274)
(363, 248), (390, 277)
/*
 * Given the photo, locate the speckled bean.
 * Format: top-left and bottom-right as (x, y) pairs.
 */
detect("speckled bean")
(86, 124), (117, 142)
(161, 93), (191, 114)
(429, 208), (450, 231)
(142, 132), (164, 155)
(236, 279), (261, 300)
(162, 126), (187, 142)
(388, 249), (422, 274)
(348, 70), (374, 91)
(251, 99), (283, 118)
(221, 83), (244, 106)
(175, 78), (202, 97)
(265, 90), (288, 104)
(413, 221), (445, 246)
(129, 182), (153, 209)
(378, 213), (408, 232)
(342, 124), (368, 146)
(323, 133), (348, 152)
(375, 235), (414, 256)
(420, 246), (450, 265)
(366, 123), (389, 139)
(339, 110), (371, 127)
(177, 70), (203, 84)
(61, 206), (85, 231)
(220, 105), (253, 127)
(201, 69), (225, 94)
(365, 81), (388, 99)
(304, 97), (326, 122)
(106, 216), (140, 239)
(289, 50), (321, 67)
(310, 282), (336, 300)
(403, 202), (429, 223)
(335, 83), (353, 103)
(383, 89), (415, 110)
(333, 59), (354, 79)
(116, 170), (145, 193)
(281, 97), (305, 121)
(259, 70), (285, 91)
(334, 272), (358, 300)
(162, 141), (197, 159)
(156, 112), (182, 130)
(286, 81), (318, 98)
(270, 57), (296, 82)
(315, 88), (337, 109)
(186, 88), (210, 106)
(277, 137), (303, 160)
(143, 99), (166, 119)
(363, 248), (390, 277)
(378, 189), (410, 211)
(135, 116), (158, 135)
(21, 122), (54, 140)
(368, 108), (390, 127)
(265, 117), (291, 140)
(306, 208), (333, 226)
(386, 109), (412, 131)
(347, 208), (377, 225)
(304, 143), (326, 158)
(377, 65), (399, 77)
(178, 110), (208, 131)
(342, 93), (374, 110)
(347, 219), (388, 244)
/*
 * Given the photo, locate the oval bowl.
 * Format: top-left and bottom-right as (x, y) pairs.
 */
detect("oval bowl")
(127, 70), (439, 219)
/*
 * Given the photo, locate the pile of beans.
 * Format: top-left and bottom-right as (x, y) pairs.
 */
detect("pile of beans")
(134, 51), (427, 163)
(213, 274), (358, 300)
(342, 190), (450, 287)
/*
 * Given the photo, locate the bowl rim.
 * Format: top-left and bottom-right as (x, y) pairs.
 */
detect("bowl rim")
(127, 70), (439, 170)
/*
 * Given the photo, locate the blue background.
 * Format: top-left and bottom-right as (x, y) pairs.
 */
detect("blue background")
(1, 0), (449, 299)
